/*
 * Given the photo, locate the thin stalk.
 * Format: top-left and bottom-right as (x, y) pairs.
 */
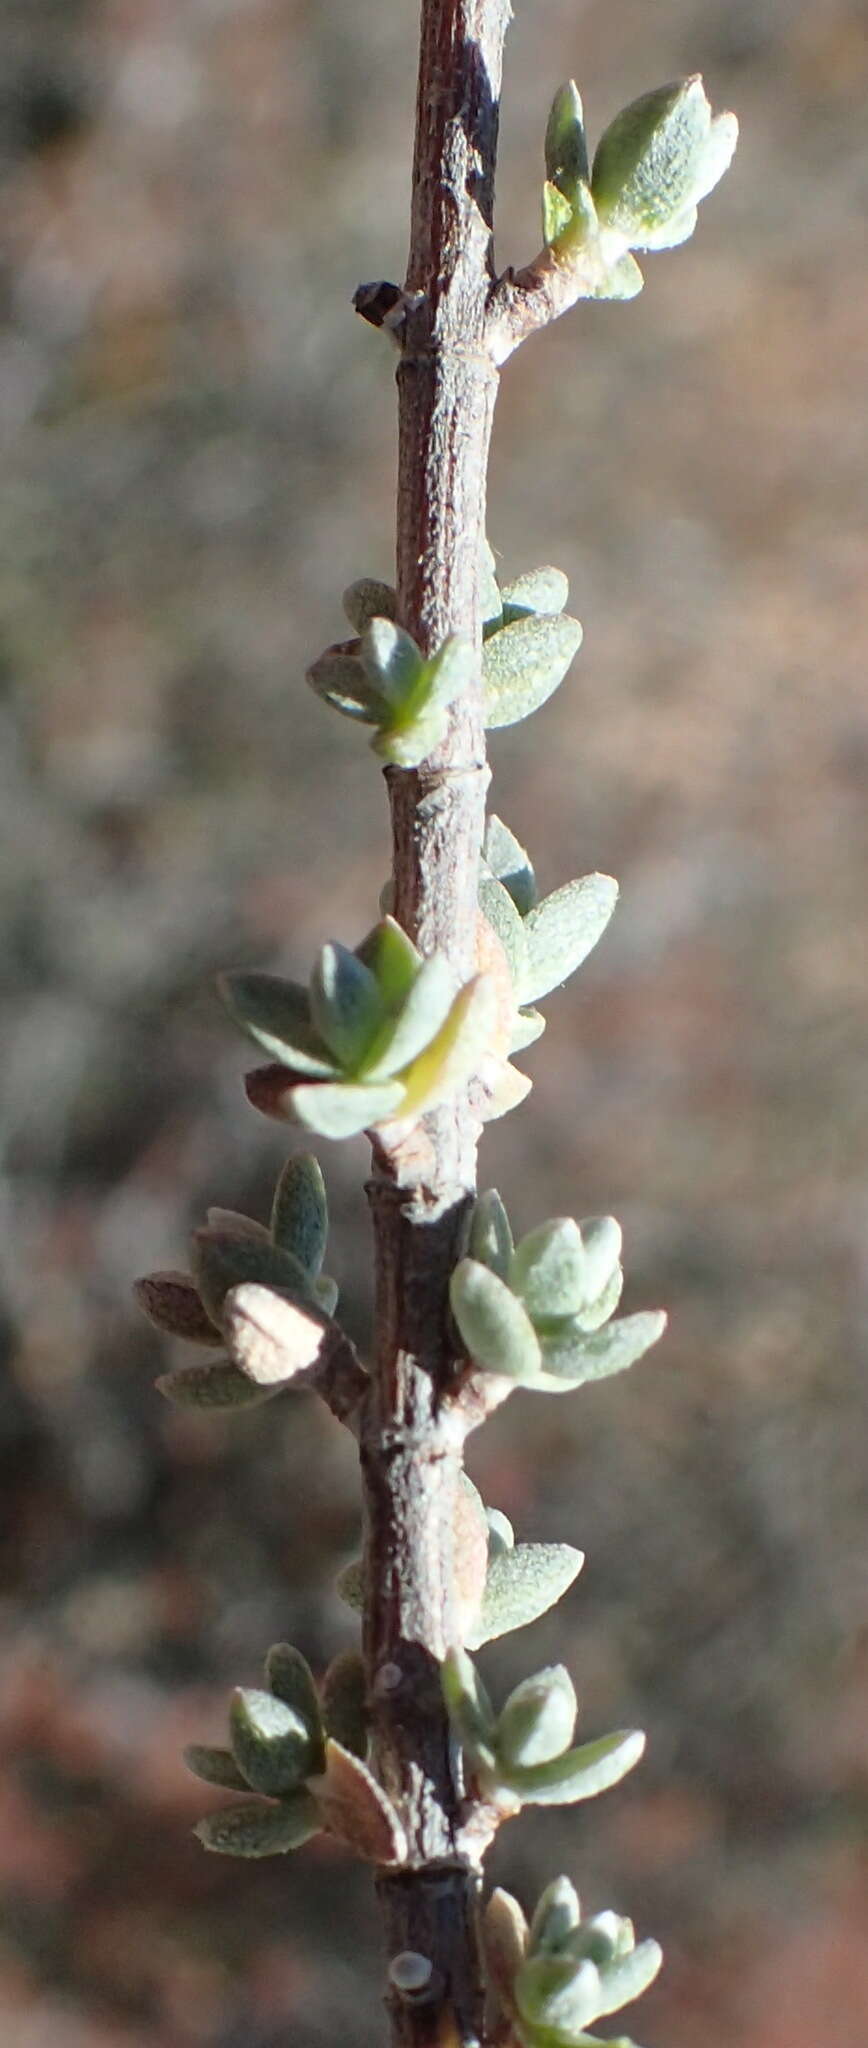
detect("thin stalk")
(360, 2), (511, 2042)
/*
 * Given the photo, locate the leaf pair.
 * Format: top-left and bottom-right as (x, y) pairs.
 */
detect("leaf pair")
(451, 1189), (666, 1393)
(483, 1879), (661, 2048)
(308, 581), (476, 767)
(479, 812), (618, 1055)
(135, 1154), (343, 1411)
(190, 1642), (404, 1865)
(442, 1648), (644, 1814)
(222, 915), (505, 1140)
(541, 75), (738, 300)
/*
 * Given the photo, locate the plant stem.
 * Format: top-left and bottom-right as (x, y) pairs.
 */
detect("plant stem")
(361, 2), (510, 2041)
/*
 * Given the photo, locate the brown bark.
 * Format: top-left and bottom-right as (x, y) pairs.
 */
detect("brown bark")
(359, 3), (512, 2043)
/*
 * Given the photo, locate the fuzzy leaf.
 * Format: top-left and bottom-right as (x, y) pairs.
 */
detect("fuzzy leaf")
(157, 1359), (275, 1409)
(134, 1271), (221, 1347)
(485, 1507), (515, 1556)
(264, 1645), (323, 1742)
(309, 942), (384, 1070)
(342, 578), (398, 632)
(537, 1310), (667, 1388)
(497, 1666), (577, 1769)
(483, 814), (538, 916)
(421, 633), (476, 714)
(320, 1650), (368, 1759)
(335, 1556), (363, 1613)
(592, 76), (735, 245)
(467, 1543), (583, 1649)
(591, 250), (645, 300)
(289, 1077), (406, 1139)
(479, 869), (529, 989)
(219, 972), (338, 1077)
(223, 1284), (330, 1385)
(361, 617), (424, 708)
(578, 1217), (623, 1303)
(520, 875), (618, 1004)
(355, 915), (422, 1008)
(397, 974), (498, 1121)
(511, 1218), (590, 1322)
(584, 1942), (663, 2019)
(358, 953), (457, 1082)
(183, 1744), (249, 1792)
(545, 79), (590, 190)
(467, 1187), (514, 1280)
(484, 614), (582, 729)
(529, 1878), (583, 1958)
(450, 1258), (542, 1382)
(195, 1791), (320, 1858)
(571, 1262), (624, 1333)
(502, 1727), (645, 1806)
(500, 568), (569, 624)
(230, 1687), (322, 1794)
(483, 1887), (529, 2015)
(441, 1647), (498, 1767)
(516, 1953), (605, 2038)
(191, 1228), (316, 1324)
(310, 1739), (407, 1864)
(270, 1153), (328, 1273)
(306, 646), (380, 723)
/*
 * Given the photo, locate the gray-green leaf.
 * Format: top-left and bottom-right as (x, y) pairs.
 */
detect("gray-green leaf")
(270, 1153), (328, 1274)
(520, 875), (618, 1004)
(537, 1309), (667, 1388)
(195, 1791), (320, 1858)
(484, 614), (583, 729)
(450, 1258), (542, 1382)
(467, 1542), (584, 1648)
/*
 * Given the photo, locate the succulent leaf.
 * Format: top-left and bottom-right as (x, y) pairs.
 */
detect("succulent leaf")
(183, 1744), (250, 1792)
(483, 814), (538, 916)
(195, 1791), (320, 1858)
(502, 1726), (645, 1806)
(309, 942), (384, 1069)
(500, 568), (570, 623)
(537, 1309), (667, 1388)
(219, 972), (338, 1077)
(230, 1686), (322, 1795)
(156, 1359), (276, 1409)
(479, 868), (529, 990)
(520, 875), (619, 1004)
(545, 79), (591, 191)
(306, 645), (380, 723)
(440, 1647), (498, 1768)
(467, 1187), (514, 1280)
(342, 577), (398, 632)
(592, 76), (737, 249)
(289, 1077), (406, 1139)
(529, 1877), (583, 1958)
(134, 1271), (222, 1347)
(467, 1542), (584, 1649)
(358, 953), (457, 1081)
(264, 1644), (323, 1740)
(397, 973), (498, 1121)
(497, 1666), (578, 1769)
(270, 1153), (328, 1274)
(511, 1217), (591, 1321)
(320, 1650), (368, 1759)
(483, 613), (583, 729)
(450, 1257), (542, 1382)
(361, 617), (425, 707)
(354, 915), (421, 1008)
(191, 1228), (317, 1324)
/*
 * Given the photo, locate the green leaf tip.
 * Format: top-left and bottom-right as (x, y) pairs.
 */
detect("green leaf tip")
(591, 75), (738, 255)
(195, 1790), (320, 1859)
(309, 600), (475, 767)
(229, 1684), (323, 1794)
(483, 612), (583, 729)
(442, 1648), (645, 1816)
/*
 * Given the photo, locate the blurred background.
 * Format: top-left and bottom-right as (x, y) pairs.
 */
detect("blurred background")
(2, 1), (867, 2043)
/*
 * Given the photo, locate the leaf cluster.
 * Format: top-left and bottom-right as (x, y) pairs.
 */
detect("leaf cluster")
(483, 1879), (661, 2047)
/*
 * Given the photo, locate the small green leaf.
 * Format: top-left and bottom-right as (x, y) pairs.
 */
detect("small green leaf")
(485, 1507), (516, 1557)
(183, 1744), (249, 1792)
(572, 1262), (624, 1333)
(342, 578), (398, 632)
(270, 1153), (328, 1274)
(479, 868), (529, 990)
(230, 1686), (322, 1794)
(545, 80), (590, 190)
(361, 617), (424, 708)
(497, 1666), (577, 1769)
(290, 1077), (406, 1139)
(191, 1228), (316, 1324)
(543, 178), (575, 246)
(420, 633), (476, 714)
(590, 251), (644, 300)
(309, 942), (384, 1070)
(397, 973), (498, 1120)
(219, 972), (338, 1077)
(265, 1645), (323, 1742)
(577, 1217), (623, 1304)
(511, 1218), (590, 1322)
(321, 1650), (368, 1759)
(373, 705), (449, 768)
(358, 954), (457, 1081)
(306, 646), (380, 723)
(134, 1271), (221, 1347)
(355, 916), (421, 1009)
(500, 567), (570, 624)
(156, 1360), (276, 1409)
(335, 1555), (363, 1612)
(441, 1647), (498, 1768)
(520, 875), (618, 1004)
(585, 1942), (663, 2019)
(195, 1791), (320, 1858)
(503, 1726), (645, 1806)
(529, 1877), (582, 1958)
(483, 815), (537, 916)
(516, 1952), (604, 2038)
(537, 1309), (667, 1388)
(450, 1258), (542, 1382)
(591, 76), (736, 248)
(484, 614), (583, 729)
(467, 1187), (514, 1280)
(467, 1542), (584, 1648)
